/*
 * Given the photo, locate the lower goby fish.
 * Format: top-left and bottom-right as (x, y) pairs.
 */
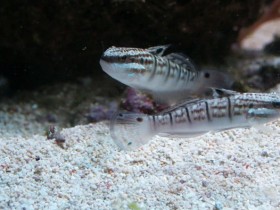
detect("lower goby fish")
(100, 45), (232, 103)
(110, 89), (280, 150)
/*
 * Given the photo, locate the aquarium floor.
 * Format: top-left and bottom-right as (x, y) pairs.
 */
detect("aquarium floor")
(0, 121), (280, 209)
(0, 83), (280, 209)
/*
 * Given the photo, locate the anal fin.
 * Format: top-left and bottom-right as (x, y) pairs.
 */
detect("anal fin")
(158, 131), (208, 138)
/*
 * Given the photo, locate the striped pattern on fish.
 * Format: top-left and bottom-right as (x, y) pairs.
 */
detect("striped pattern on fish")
(100, 45), (231, 103)
(110, 89), (280, 150)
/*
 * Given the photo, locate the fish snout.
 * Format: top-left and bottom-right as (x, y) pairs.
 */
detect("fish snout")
(100, 53), (110, 62)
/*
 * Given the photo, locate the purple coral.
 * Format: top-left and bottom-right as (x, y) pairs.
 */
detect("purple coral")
(120, 88), (168, 114)
(85, 88), (168, 123)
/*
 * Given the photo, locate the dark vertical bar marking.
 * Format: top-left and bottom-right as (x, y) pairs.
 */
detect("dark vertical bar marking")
(185, 68), (190, 84)
(205, 101), (211, 121)
(140, 57), (144, 64)
(168, 113), (173, 125)
(164, 59), (171, 82)
(185, 107), (191, 123)
(227, 97), (232, 120)
(190, 71), (196, 81)
(149, 55), (157, 81)
(152, 115), (156, 126)
(176, 64), (182, 82)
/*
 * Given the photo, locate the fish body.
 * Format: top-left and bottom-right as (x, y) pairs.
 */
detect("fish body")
(110, 89), (280, 150)
(100, 45), (232, 103)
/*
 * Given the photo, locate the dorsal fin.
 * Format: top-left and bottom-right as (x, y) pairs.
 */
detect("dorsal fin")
(158, 98), (204, 114)
(211, 88), (239, 98)
(146, 45), (171, 56)
(165, 53), (197, 70)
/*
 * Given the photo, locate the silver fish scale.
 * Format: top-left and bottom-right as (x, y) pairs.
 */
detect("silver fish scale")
(101, 46), (199, 87)
(150, 92), (279, 132)
(106, 47), (146, 58)
(147, 55), (199, 91)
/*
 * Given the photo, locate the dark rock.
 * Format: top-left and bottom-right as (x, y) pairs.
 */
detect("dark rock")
(0, 1), (267, 91)
(0, 75), (10, 97)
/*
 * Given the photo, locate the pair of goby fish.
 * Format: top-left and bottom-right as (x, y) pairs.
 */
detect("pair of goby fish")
(100, 45), (280, 150)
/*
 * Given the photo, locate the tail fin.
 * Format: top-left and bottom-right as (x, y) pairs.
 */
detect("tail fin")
(199, 69), (234, 92)
(110, 112), (155, 150)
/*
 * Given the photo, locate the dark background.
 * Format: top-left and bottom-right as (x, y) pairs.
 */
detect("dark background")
(0, 0), (271, 91)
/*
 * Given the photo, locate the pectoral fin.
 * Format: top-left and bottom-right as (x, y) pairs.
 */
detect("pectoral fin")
(148, 90), (199, 105)
(146, 45), (171, 56)
(210, 88), (239, 98)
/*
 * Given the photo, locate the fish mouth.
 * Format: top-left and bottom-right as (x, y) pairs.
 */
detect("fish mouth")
(99, 58), (110, 70)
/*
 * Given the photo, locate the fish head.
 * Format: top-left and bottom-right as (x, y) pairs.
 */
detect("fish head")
(100, 46), (152, 87)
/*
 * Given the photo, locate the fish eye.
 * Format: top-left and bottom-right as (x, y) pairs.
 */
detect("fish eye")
(156, 48), (163, 54)
(272, 101), (280, 108)
(136, 117), (143, 122)
(204, 72), (210, 78)
(121, 55), (127, 61)
(249, 103), (254, 108)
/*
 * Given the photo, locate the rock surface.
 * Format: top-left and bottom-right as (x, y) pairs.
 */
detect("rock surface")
(0, 0), (268, 90)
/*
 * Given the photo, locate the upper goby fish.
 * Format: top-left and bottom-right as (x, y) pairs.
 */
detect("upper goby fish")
(100, 45), (233, 103)
(110, 88), (280, 150)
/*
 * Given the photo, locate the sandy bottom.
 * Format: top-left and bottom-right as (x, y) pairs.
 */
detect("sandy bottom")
(0, 118), (279, 209)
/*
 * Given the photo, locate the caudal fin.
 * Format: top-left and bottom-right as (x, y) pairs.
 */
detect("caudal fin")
(199, 69), (234, 92)
(110, 112), (155, 150)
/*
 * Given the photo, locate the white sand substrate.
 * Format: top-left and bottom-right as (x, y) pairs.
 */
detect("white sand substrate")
(0, 119), (279, 209)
